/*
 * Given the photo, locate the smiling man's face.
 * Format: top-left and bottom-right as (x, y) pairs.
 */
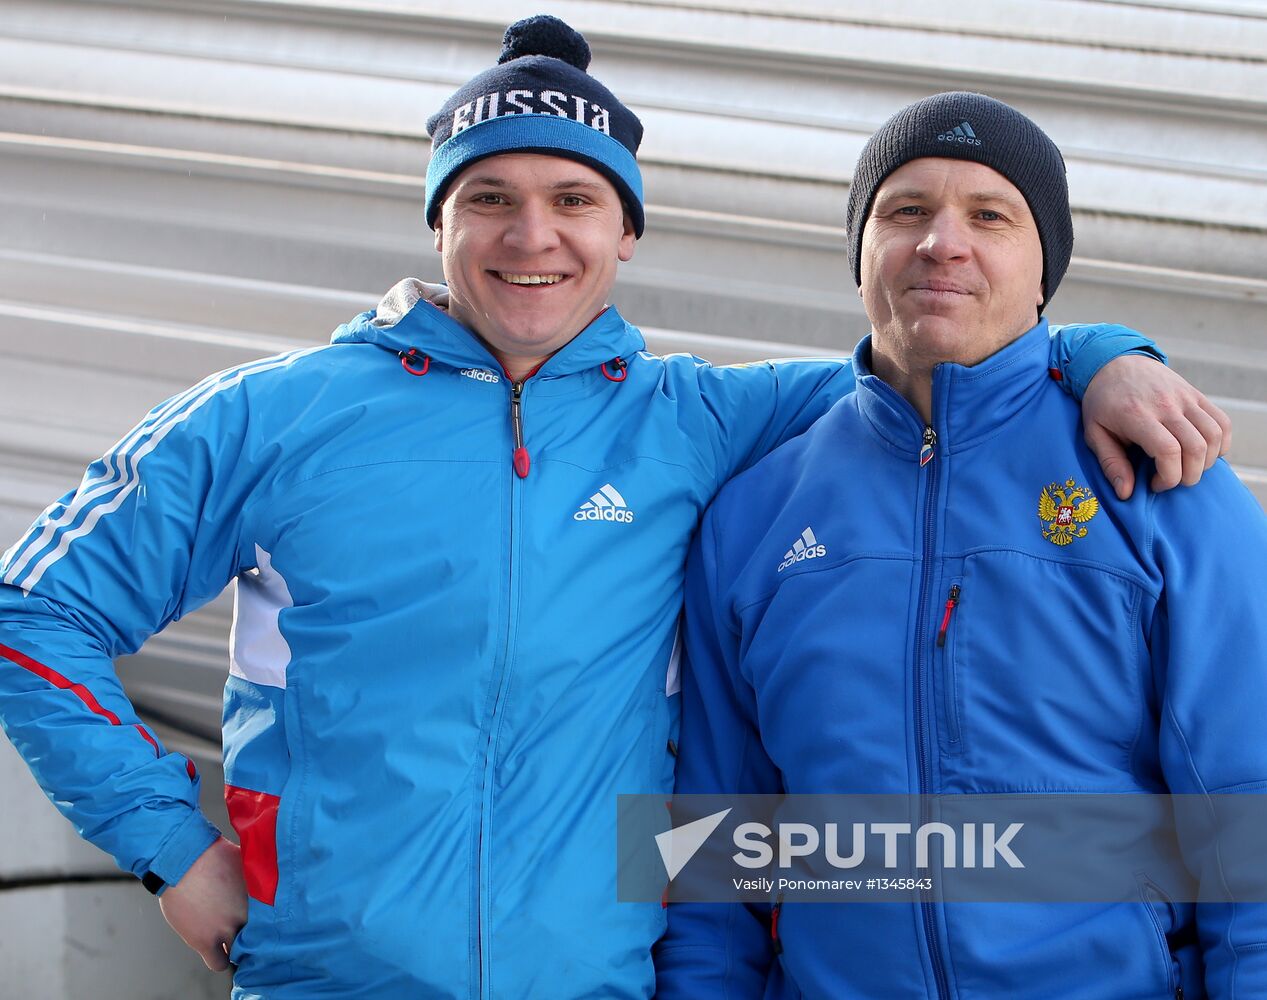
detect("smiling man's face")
(859, 157), (1044, 388)
(435, 153), (636, 378)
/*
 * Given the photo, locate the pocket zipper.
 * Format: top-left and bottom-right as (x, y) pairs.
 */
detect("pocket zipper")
(1139, 874), (1183, 998)
(771, 890), (784, 955)
(936, 584), (960, 648)
(936, 584), (962, 745)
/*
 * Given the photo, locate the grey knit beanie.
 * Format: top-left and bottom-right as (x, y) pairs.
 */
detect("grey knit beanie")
(845, 92), (1073, 312)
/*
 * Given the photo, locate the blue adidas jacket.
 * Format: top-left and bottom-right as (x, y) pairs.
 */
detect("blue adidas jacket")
(0, 280), (1156, 999)
(657, 320), (1267, 1000)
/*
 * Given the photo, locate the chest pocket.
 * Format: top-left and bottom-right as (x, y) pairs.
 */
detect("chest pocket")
(938, 551), (1147, 792)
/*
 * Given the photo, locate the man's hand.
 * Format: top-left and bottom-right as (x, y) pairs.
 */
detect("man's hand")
(1082, 355), (1232, 500)
(158, 836), (249, 972)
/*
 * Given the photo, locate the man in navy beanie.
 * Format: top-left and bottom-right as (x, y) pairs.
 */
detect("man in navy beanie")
(424, 14), (646, 238)
(657, 91), (1266, 999)
(0, 17), (1236, 1000)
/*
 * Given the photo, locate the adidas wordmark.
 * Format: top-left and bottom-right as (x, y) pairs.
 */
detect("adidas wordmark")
(778, 527), (826, 572)
(574, 483), (635, 524)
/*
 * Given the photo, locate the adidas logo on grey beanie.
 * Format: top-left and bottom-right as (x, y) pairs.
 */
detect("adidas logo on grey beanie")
(845, 92), (1074, 312)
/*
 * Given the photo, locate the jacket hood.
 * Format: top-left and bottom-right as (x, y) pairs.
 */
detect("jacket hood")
(332, 278), (645, 378)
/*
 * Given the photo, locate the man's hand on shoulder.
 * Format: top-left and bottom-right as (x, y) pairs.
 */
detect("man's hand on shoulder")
(1082, 355), (1232, 500)
(158, 836), (249, 972)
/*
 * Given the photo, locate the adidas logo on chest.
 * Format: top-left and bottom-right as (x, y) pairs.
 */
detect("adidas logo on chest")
(574, 483), (635, 524)
(778, 526), (826, 572)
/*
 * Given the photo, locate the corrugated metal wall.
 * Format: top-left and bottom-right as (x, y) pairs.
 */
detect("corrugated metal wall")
(1, 1), (1263, 991)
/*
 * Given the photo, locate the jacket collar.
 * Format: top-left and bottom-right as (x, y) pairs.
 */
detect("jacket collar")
(852, 318), (1052, 456)
(331, 278), (645, 379)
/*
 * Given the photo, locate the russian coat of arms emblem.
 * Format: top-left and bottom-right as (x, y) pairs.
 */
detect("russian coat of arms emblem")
(1038, 477), (1099, 546)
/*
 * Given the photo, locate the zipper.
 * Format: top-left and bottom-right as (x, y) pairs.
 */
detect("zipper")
(936, 583), (962, 745)
(474, 378), (531, 998)
(771, 890), (784, 955)
(510, 379), (530, 478)
(913, 424), (950, 1000)
(935, 585), (960, 649)
(1139, 874), (1183, 999)
(919, 425), (936, 467)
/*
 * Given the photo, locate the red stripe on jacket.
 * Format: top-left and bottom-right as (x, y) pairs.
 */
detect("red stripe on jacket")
(0, 641), (162, 757)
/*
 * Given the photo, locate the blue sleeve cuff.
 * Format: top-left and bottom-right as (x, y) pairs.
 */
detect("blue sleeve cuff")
(1049, 323), (1168, 400)
(145, 808), (222, 891)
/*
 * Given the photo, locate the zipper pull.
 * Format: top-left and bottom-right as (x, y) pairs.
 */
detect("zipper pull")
(919, 426), (936, 467)
(936, 585), (960, 648)
(771, 890), (784, 955)
(510, 380), (530, 478)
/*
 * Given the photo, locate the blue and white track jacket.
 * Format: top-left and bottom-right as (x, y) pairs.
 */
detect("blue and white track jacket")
(0, 281), (1155, 999)
(657, 320), (1267, 1000)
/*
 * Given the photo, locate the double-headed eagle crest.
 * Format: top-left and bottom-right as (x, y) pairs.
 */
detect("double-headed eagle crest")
(1038, 477), (1099, 546)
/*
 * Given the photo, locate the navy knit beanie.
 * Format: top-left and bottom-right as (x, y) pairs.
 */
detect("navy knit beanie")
(425, 15), (645, 236)
(845, 92), (1073, 312)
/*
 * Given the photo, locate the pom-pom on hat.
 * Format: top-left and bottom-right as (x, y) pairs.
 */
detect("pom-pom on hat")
(845, 92), (1074, 313)
(425, 15), (645, 236)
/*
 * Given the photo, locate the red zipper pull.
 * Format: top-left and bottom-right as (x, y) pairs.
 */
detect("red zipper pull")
(510, 380), (530, 478)
(936, 585), (961, 648)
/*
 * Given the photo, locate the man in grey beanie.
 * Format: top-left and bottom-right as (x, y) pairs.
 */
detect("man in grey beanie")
(841, 90), (1078, 423)
(658, 92), (1267, 998)
(845, 91), (1074, 312)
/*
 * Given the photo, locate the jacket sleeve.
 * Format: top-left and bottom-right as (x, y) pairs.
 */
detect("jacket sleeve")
(1148, 462), (1267, 997)
(655, 507), (783, 999)
(691, 358), (855, 483)
(0, 365), (271, 889)
(1047, 321), (1165, 400)
(698, 322), (1160, 482)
